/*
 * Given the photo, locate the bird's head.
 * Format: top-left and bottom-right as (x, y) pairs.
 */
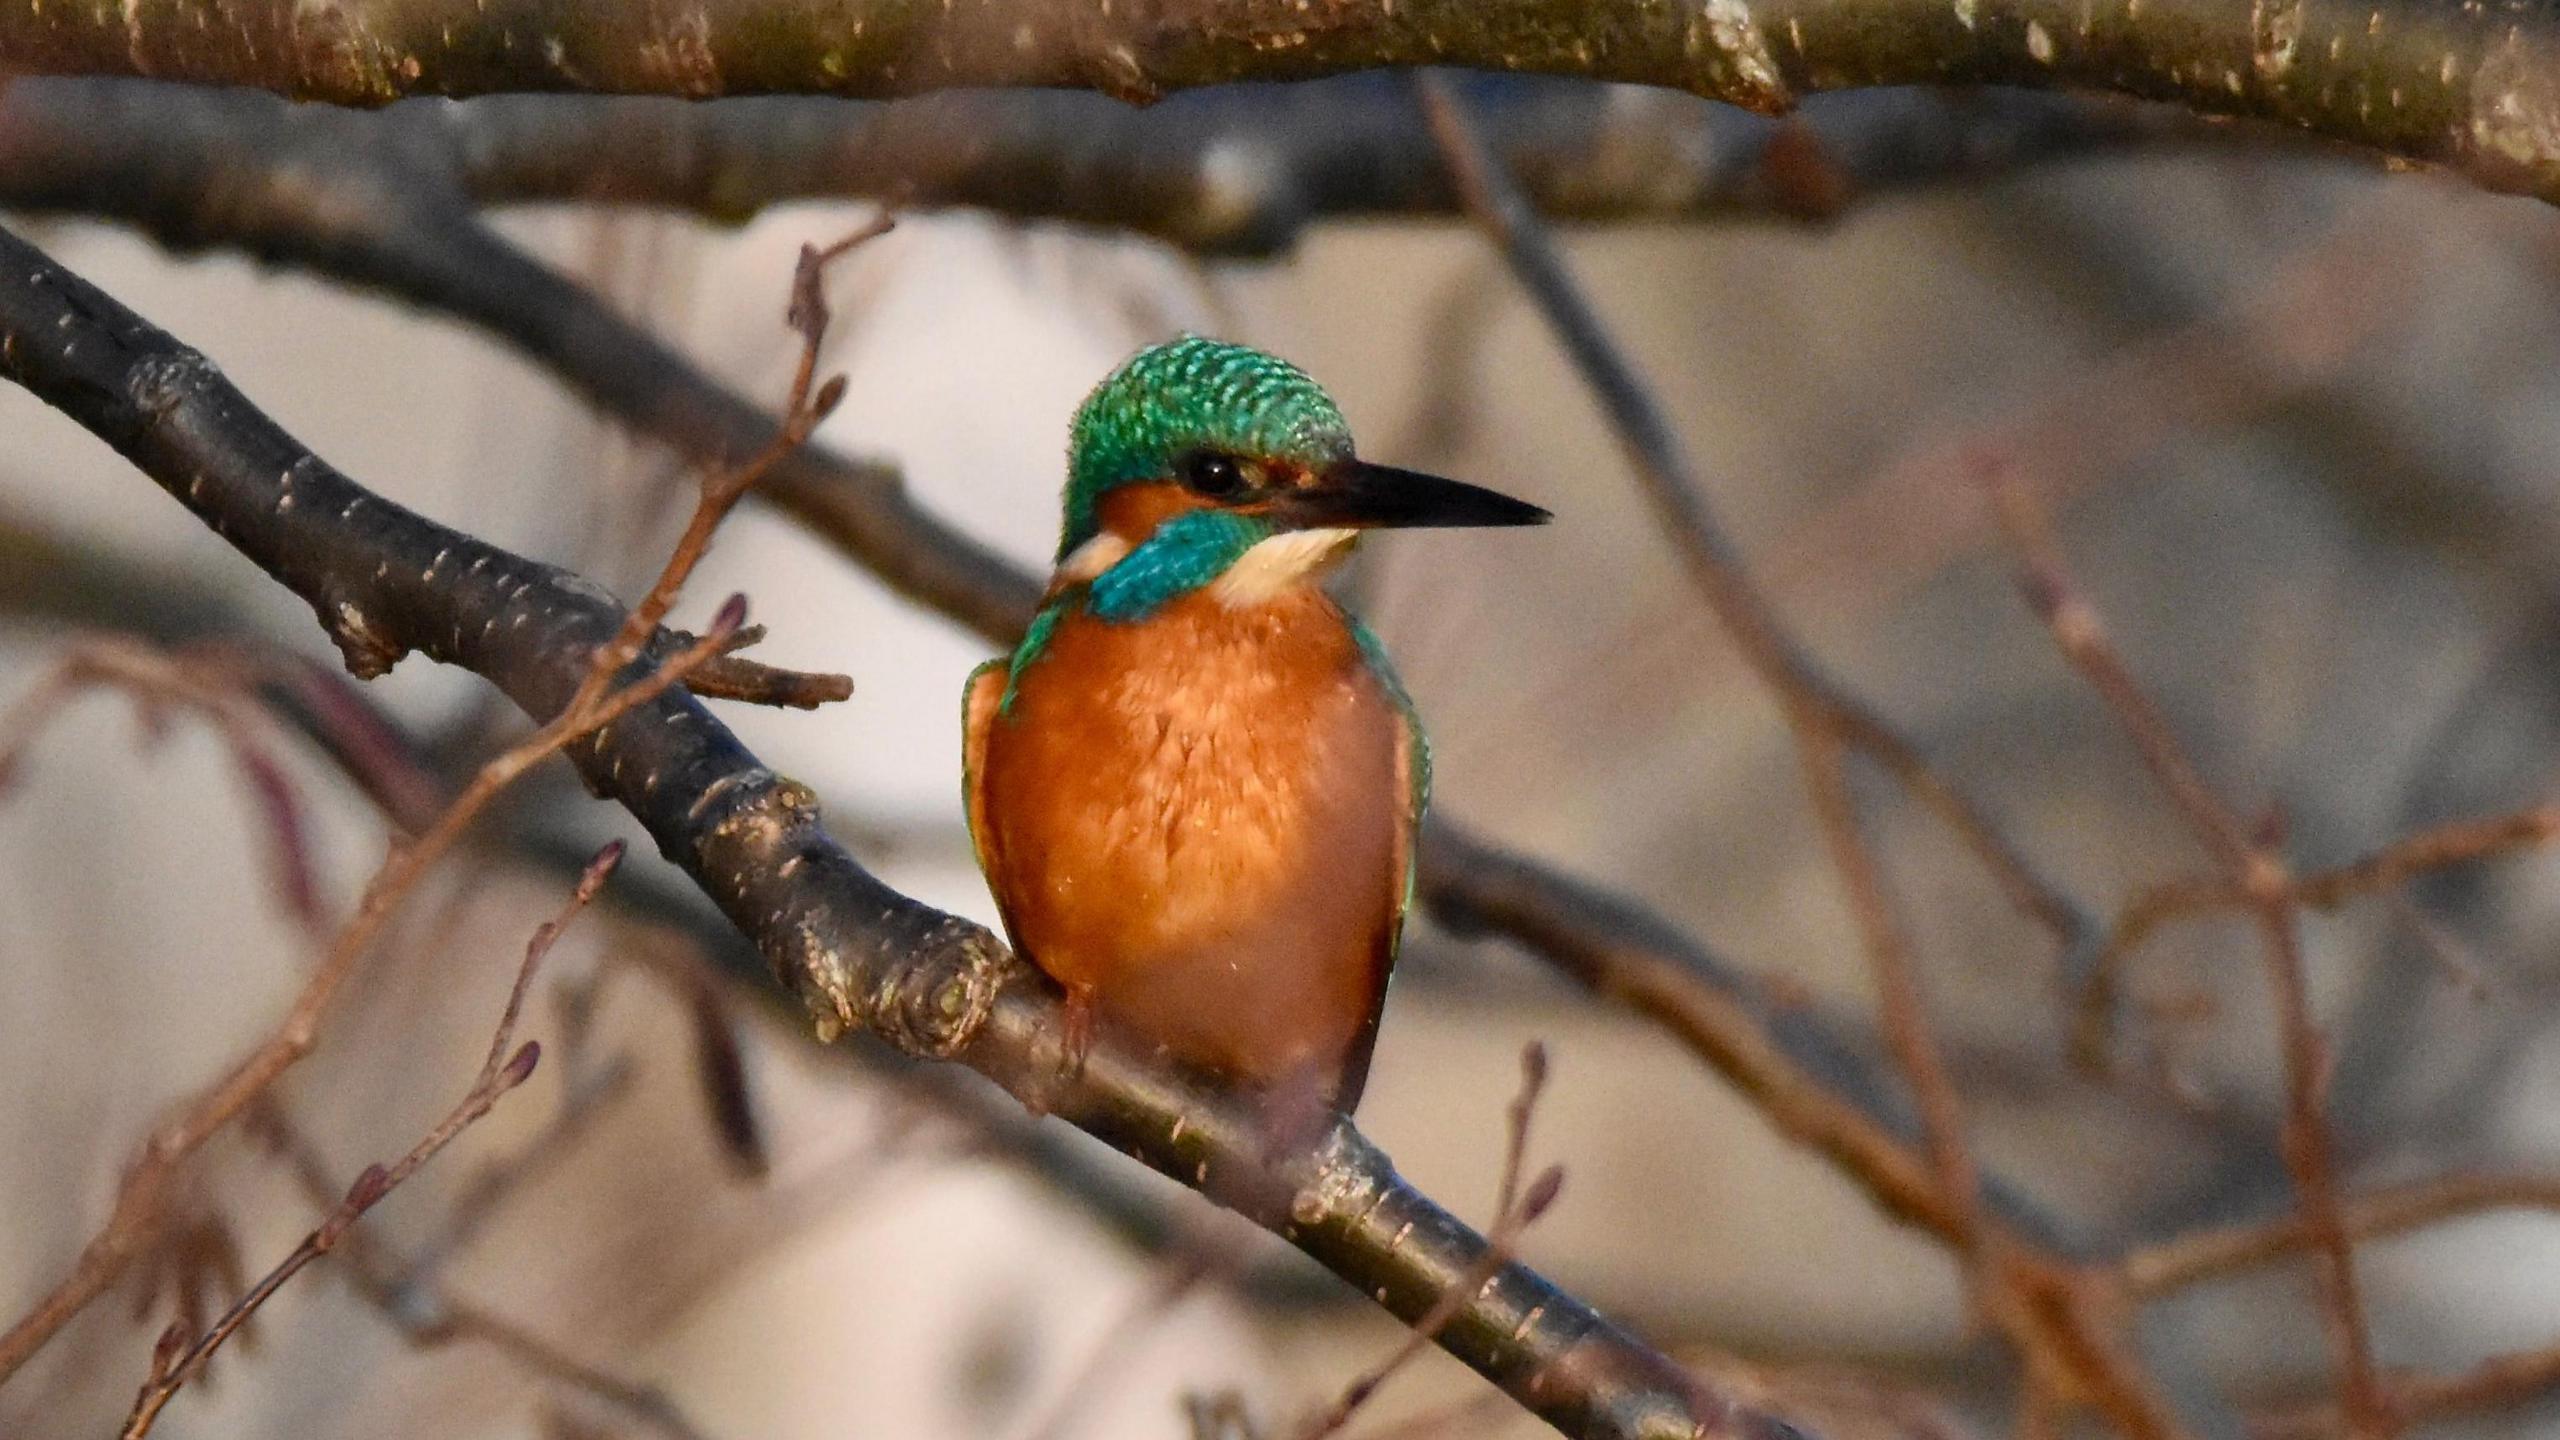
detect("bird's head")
(1054, 337), (1546, 617)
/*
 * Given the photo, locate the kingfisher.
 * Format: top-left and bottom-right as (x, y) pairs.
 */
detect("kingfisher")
(962, 337), (1548, 1118)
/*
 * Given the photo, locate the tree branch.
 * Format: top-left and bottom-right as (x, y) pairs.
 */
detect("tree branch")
(0, 0), (2553, 209)
(0, 219), (1802, 1440)
(0, 76), (2224, 253)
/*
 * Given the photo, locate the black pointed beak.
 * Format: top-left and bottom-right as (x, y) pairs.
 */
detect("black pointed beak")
(1268, 460), (1550, 530)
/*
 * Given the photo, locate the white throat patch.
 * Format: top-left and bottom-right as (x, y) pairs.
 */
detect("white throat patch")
(1054, 532), (1132, 584)
(1211, 528), (1358, 608)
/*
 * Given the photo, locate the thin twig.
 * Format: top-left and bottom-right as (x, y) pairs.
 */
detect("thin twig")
(248, 1090), (714, 1440)
(2253, 1336), (2560, 1440)
(397, 962), (642, 1287)
(2076, 804), (2560, 1057)
(0, 220), (892, 1388)
(1420, 73), (2199, 1440)
(562, 212), (889, 722)
(2125, 1171), (2560, 1298)
(1414, 71), (2095, 961)
(1288, 1044), (1563, 1440)
(0, 636), (331, 935)
(1013, 1225), (1229, 1440)
(121, 841), (626, 1438)
(1985, 466), (2392, 1437)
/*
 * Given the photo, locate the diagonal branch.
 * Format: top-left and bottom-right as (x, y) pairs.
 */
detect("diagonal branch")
(0, 220), (1800, 1440)
(1985, 471), (2390, 1438)
(1415, 73), (2195, 1440)
(1410, 70), (2095, 965)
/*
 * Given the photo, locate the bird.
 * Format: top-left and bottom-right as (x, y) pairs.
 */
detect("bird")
(961, 336), (1548, 1120)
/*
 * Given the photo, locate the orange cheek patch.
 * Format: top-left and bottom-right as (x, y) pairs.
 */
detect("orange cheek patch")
(1095, 482), (1205, 546)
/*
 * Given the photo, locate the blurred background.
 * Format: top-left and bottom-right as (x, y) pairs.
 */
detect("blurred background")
(5, 74), (2560, 1440)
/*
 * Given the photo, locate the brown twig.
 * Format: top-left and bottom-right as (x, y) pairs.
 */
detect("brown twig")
(560, 213), (889, 725)
(396, 957), (642, 1287)
(248, 1087), (713, 1440)
(1414, 71), (2094, 964)
(1420, 73), (2202, 1440)
(2077, 804), (2560, 1058)
(0, 217), (890, 1388)
(2251, 1338), (2560, 1439)
(0, 604), (750, 1389)
(2125, 1171), (2560, 1299)
(1985, 467), (2392, 1437)
(672, 625), (853, 709)
(0, 636), (331, 935)
(121, 841), (625, 1438)
(1288, 1043), (1564, 1440)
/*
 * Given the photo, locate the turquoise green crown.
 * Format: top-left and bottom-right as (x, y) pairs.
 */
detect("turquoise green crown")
(1059, 336), (1354, 559)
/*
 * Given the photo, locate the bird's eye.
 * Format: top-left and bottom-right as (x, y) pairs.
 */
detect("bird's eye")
(1181, 452), (1247, 498)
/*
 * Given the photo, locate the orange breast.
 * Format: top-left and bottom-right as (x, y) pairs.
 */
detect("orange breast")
(977, 585), (1403, 1103)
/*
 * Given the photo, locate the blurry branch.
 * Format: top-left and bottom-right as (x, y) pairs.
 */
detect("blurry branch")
(1662, 215), (2418, 739)
(0, 225), (1795, 1440)
(1417, 72), (2197, 1440)
(0, 637), (333, 935)
(2253, 1340), (2560, 1440)
(1289, 1044), (1565, 1440)
(0, 216), (855, 1383)
(1984, 473), (2390, 1437)
(0, 78), (2227, 254)
(2, 0), (2559, 215)
(0, 599), (747, 1384)
(121, 842), (622, 1439)
(2124, 1171), (2560, 1300)
(1413, 73), (2094, 970)
(399, 965), (645, 1282)
(247, 1018), (711, 1440)
(2077, 804), (2560, 1060)
(1016, 1231), (1227, 1440)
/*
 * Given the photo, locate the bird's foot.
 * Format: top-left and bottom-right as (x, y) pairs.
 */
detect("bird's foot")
(1060, 988), (1098, 1084)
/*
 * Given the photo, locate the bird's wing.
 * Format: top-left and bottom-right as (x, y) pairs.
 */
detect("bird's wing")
(1336, 617), (1430, 1112)
(961, 657), (1010, 892)
(1350, 616), (1430, 944)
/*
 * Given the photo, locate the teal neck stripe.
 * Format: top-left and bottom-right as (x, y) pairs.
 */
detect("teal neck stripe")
(1085, 510), (1271, 623)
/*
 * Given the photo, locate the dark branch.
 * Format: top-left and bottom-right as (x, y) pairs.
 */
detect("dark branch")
(0, 77), (2226, 254)
(0, 0), (2552, 209)
(0, 220), (1804, 1440)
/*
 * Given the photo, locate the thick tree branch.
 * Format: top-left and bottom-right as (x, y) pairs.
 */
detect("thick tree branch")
(0, 220), (1802, 1440)
(0, 77), (2220, 253)
(0, 0), (2553, 208)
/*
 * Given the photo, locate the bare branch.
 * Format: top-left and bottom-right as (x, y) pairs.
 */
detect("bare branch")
(120, 842), (624, 1438)
(1419, 72), (2198, 1440)
(249, 1099), (715, 1440)
(2125, 1172), (2560, 1300)
(2077, 804), (2560, 1057)
(0, 78), (2230, 253)
(0, 0), (2551, 224)
(1985, 467), (2392, 1437)
(1413, 70), (2094, 971)
(1290, 1044), (1566, 1440)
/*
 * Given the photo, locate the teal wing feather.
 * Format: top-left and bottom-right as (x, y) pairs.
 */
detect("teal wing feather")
(1349, 615), (1430, 946)
(1338, 615), (1425, 1111)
